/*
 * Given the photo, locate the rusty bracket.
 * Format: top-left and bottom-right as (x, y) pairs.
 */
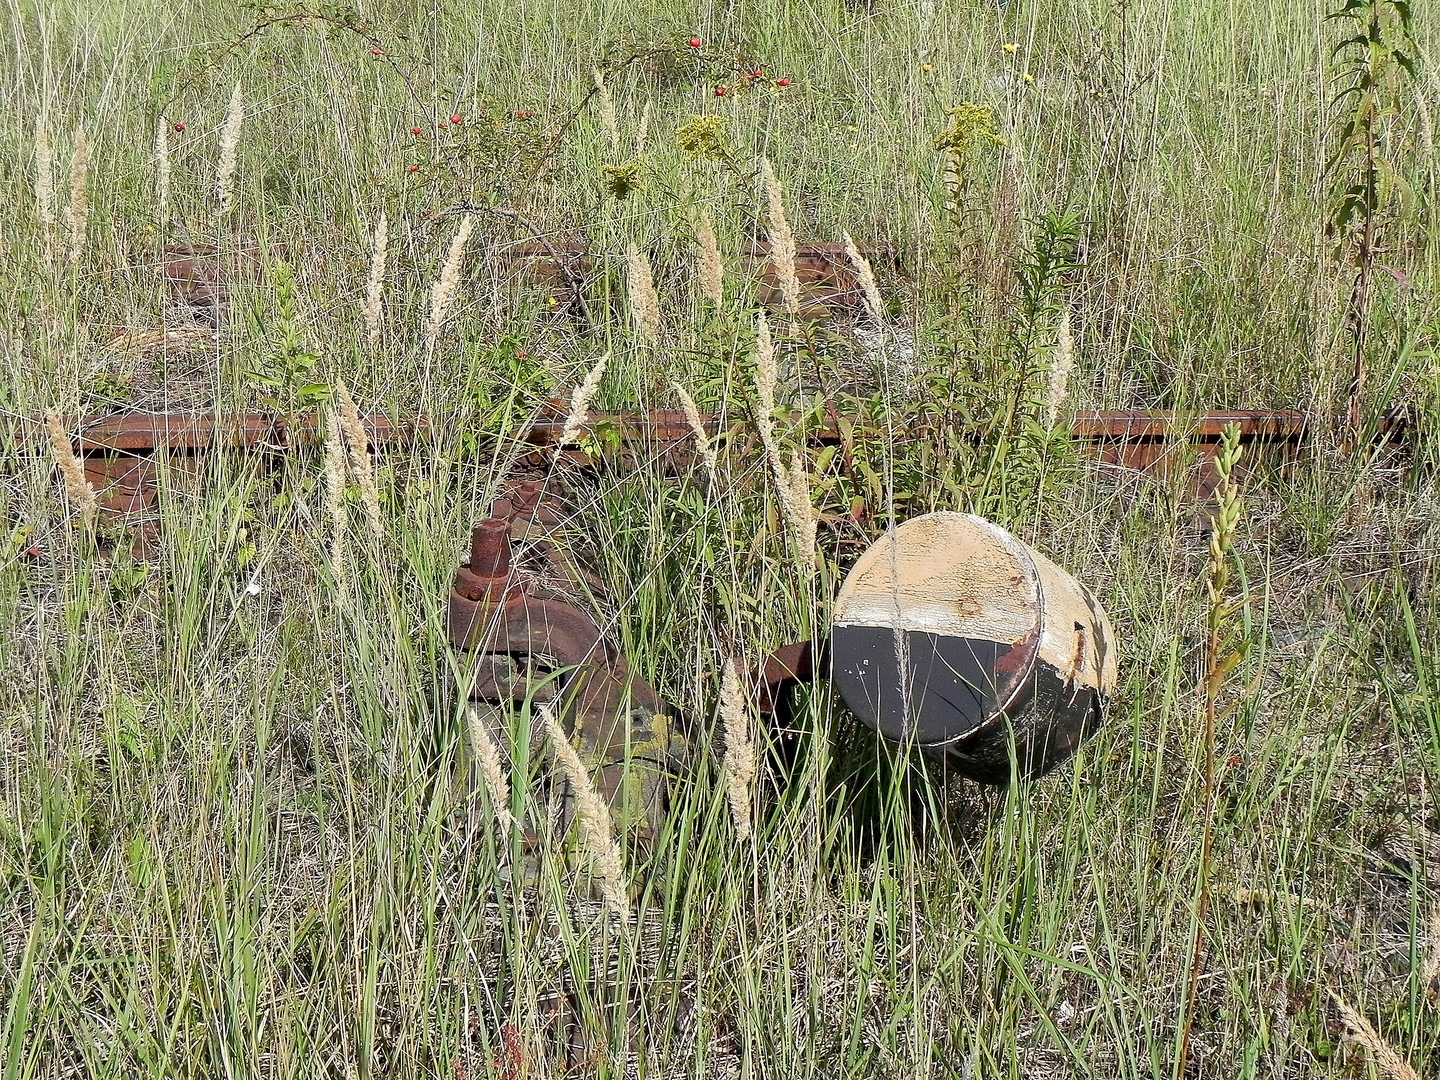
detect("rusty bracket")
(447, 488), (677, 765)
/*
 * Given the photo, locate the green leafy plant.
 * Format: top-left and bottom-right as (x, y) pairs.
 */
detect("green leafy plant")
(1177, 422), (1248, 1078)
(247, 261), (329, 419)
(1325, 0), (1418, 438)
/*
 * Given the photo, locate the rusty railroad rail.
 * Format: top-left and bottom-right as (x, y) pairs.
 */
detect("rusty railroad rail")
(12, 407), (1328, 519)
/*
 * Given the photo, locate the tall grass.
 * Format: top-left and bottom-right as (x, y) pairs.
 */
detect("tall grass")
(1, 0), (1438, 1077)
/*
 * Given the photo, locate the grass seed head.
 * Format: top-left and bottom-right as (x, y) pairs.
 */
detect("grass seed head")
(155, 117), (171, 221)
(426, 214), (474, 350)
(44, 413), (97, 527)
(467, 707), (514, 833)
(335, 383), (383, 542)
(323, 409), (350, 592)
(634, 99), (651, 157)
(540, 704), (630, 926)
(216, 82), (244, 217)
(696, 212), (724, 307)
(559, 352), (609, 446)
(34, 114), (54, 267)
(592, 68), (621, 157)
(625, 241), (662, 342)
(1047, 307), (1075, 429)
(842, 232), (883, 324)
(720, 657), (756, 841)
(672, 382), (718, 485)
(363, 211), (388, 344)
(1326, 990), (1422, 1080)
(759, 157), (801, 322)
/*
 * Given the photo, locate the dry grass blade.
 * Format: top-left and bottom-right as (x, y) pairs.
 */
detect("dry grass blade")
(65, 129), (87, 265)
(1423, 906), (1440, 995)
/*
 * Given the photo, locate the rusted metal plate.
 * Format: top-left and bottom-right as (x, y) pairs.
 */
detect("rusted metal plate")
(830, 512), (1116, 784)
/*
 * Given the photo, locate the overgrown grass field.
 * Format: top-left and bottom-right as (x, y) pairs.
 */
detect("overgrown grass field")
(2, 0), (1439, 1076)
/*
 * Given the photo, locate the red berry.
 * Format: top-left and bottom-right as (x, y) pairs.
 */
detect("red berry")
(777, 78), (790, 87)
(409, 165), (418, 172)
(173, 122), (185, 132)
(372, 49), (382, 57)
(517, 349), (526, 358)
(450, 114), (461, 124)
(714, 85), (727, 96)
(412, 126), (422, 135)
(689, 38), (701, 48)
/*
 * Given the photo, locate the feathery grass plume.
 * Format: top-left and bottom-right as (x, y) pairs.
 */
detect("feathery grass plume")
(696, 212), (724, 307)
(751, 313), (813, 568)
(65, 130), (88, 266)
(719, 657), (756, 841)
(540, 704), (630, 926)
(323, 410), (350, 592)
(44, 413), (97, 527)
(155, 117), (171, 222)
(1046, 307), (1075, 430)
(625, 241), (662, 342)
(34, 114), (55, 266)
(426, 214), (474, 351)
(335, 383), (383, 542)
(785, 451), (817, 572)
(671, 382), (718, 485)
(559, 352), (609, 446)
(215, 82), (244, 217)
(592, 68), (621, 157)
(467, 706), (514, 833)
(362, 211), (388, 344)
(1325, 990), (1422, 1080)
(634, 99), (651, 157)
(753, 311), (777, 455)
(759, 157), (801, 322)
(842, 232), (883, 324)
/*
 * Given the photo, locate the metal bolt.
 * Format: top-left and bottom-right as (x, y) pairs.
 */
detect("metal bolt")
(470, 518), (512, 579)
